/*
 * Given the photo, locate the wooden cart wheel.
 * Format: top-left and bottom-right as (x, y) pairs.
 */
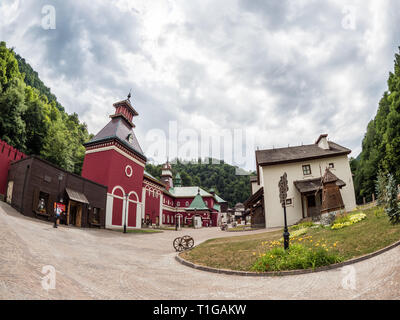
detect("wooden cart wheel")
(182, 235), (194, 249)
(173, 237), (185, 252)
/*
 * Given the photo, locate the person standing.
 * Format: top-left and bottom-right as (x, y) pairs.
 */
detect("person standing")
(53, 204), (61, 228)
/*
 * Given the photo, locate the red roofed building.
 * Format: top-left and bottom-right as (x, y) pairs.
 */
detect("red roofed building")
(82, 96), (227, 230)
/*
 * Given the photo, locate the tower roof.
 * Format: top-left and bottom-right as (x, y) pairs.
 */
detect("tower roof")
(322, 168), (339, 184)
(186, 190), (210, 211)
(84, 117), (146, 161)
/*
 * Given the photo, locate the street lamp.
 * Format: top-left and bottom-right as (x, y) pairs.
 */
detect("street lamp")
(279, 172), (290, 250)
(123, 194), (128, 234)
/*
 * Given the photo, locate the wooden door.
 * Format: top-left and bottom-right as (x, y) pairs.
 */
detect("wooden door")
(76, 205), (82, 227)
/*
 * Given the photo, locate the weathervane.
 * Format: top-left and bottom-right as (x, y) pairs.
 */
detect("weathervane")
(127, 88), (132, 100)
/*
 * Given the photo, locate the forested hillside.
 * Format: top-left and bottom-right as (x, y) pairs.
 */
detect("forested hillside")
(0, 42), (91, 174)
(353, 47), (400, 203)
(146, 159), (254, 207)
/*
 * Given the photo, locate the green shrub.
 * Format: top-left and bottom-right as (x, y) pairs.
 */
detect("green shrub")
(251, 243), (343, 272)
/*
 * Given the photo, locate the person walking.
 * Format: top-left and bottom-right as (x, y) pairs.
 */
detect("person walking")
(53, 204), (61, 228)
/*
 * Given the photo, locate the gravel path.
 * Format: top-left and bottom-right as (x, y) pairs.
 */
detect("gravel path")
(0, 201), (399, 299)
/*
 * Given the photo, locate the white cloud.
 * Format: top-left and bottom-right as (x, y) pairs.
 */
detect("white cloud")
(1, 0), (399, 170)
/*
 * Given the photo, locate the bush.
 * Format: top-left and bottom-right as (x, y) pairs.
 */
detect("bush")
(251, 243), (343, 272)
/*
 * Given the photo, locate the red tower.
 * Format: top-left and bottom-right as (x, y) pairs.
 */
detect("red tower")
(81, 95), (146, 229)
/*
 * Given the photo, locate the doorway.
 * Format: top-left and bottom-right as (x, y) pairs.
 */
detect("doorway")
(306, 193), (322, 219)
(68, 201), (82, 227)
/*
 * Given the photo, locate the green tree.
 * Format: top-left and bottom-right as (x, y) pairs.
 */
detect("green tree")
(384, 173), (400, 224)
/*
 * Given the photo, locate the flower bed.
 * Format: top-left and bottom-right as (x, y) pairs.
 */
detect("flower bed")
(331, 213), (366, 230)
(251, 243), (342, 272)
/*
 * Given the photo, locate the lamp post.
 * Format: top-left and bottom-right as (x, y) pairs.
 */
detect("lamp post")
(279, 172), (290, 250)
(123, 194), (128, 234)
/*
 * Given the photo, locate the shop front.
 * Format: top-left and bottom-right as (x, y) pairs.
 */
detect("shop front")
(7, 156), (107, 228)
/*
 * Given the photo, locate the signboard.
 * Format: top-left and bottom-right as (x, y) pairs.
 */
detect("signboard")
(278, 172), (289, 207)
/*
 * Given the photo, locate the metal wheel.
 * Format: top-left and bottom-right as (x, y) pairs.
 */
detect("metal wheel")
(173, 237), (185, 252)
(182, 235), (194, 249)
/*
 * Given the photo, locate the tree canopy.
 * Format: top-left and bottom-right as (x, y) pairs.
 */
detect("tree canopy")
(0, 42), (90, 174)
(353, 47), (400, 203)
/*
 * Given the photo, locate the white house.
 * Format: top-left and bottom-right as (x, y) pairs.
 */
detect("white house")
(247, 134), (357, 228)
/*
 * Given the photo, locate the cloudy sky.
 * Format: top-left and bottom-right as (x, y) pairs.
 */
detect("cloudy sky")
(1, 0), (399, 170)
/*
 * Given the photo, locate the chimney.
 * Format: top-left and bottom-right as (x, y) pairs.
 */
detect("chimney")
(315, 134), (329, 150)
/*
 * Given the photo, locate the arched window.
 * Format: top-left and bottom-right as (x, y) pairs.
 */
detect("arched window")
(177, 201), (180, 207)
(185, 201), (189, 206)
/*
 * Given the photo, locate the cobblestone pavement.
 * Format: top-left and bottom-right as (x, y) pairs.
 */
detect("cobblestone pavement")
(0, 201), (399, 300)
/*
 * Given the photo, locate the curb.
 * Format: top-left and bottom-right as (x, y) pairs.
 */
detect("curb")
(175, 239), (400, 277)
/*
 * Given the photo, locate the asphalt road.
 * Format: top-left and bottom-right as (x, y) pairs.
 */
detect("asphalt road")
(0, 201), (399, 299)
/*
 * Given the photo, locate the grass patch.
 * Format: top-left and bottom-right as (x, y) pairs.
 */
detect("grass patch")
(181, 206), (400, 271)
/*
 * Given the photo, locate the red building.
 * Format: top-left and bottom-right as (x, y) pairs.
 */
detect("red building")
(81, 97), (146, 229)
(81, 96), (227, 230)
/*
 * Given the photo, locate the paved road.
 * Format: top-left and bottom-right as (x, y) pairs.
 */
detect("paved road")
(0, 201), (399, 299)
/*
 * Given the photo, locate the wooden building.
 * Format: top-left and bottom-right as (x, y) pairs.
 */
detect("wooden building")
(7, 156), (107, 228)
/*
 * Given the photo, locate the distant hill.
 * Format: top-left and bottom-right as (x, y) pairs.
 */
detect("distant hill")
(146, 159), (255, 207)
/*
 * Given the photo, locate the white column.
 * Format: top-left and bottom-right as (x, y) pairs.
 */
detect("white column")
(159, 193), (163, 226)
(141, 187), (146, 221)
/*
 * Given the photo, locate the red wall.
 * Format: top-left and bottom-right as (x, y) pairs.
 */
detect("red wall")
(82, 147), (145, 227)
(0, 140), (26, 195)
(144, 188), (161, 224)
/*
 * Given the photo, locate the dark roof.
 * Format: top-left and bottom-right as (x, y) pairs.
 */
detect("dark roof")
(84, 117), (146, 161)
(294, 177), (346, 193)
(322, 168), (339, 183)
(256, 141), (351, 166)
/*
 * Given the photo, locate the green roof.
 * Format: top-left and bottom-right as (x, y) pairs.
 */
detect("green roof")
(186, 191), (210, 211)
(214, 193), (227, 203)
(213, 203), (221, 212)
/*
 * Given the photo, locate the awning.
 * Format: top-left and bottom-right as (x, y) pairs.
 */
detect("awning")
(293, 178), (346, 194)
(66, 188), (89, 204)
(244, 187), (264, 208)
